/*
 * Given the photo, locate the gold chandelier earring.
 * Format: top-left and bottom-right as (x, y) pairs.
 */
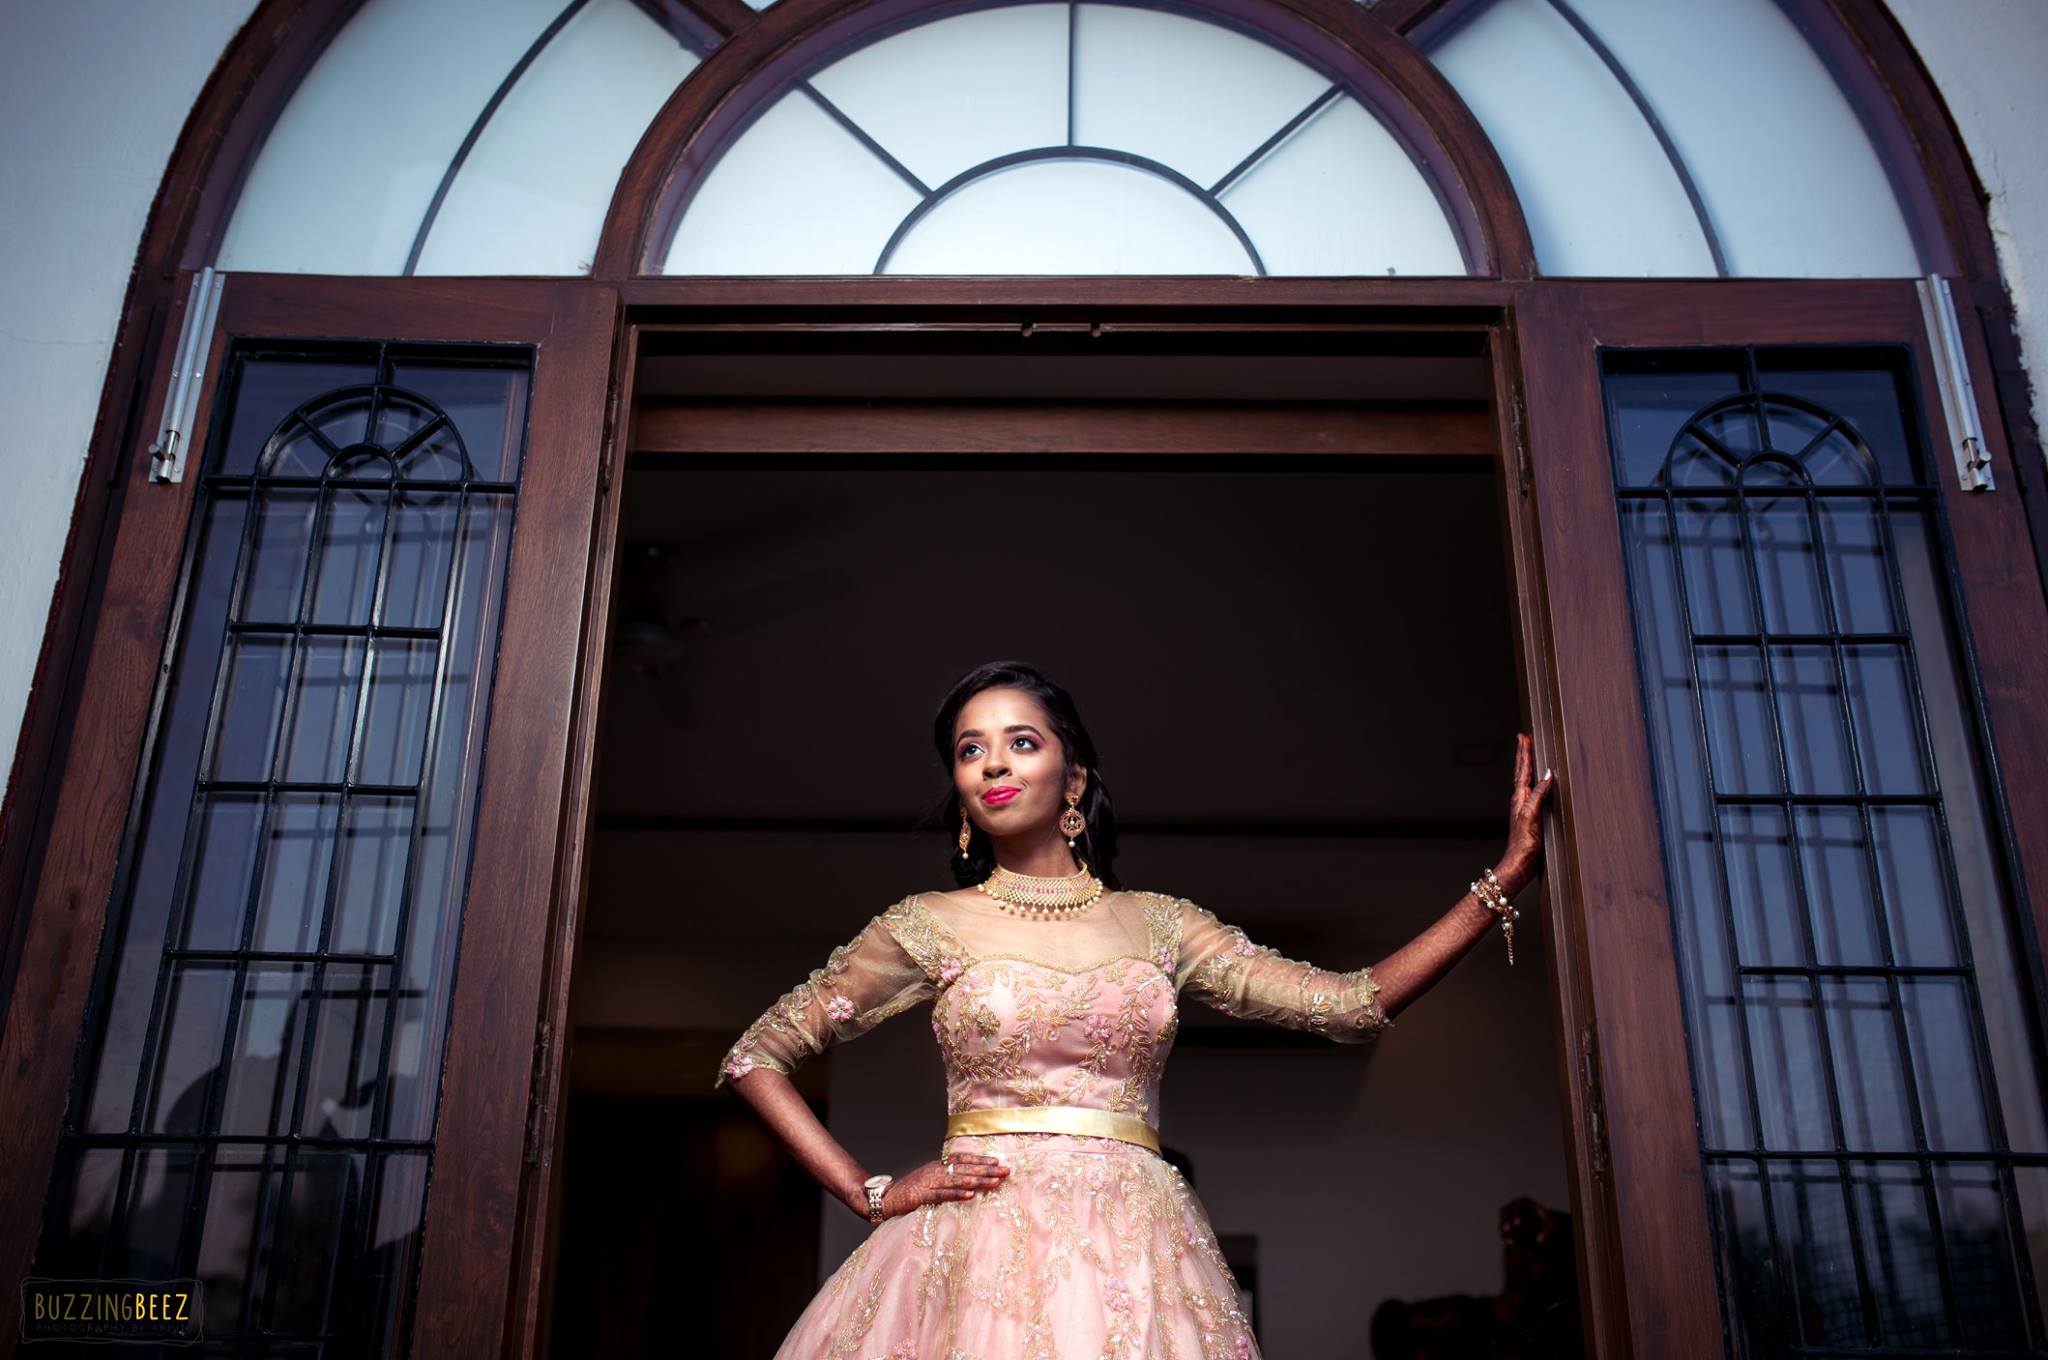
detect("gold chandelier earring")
(1059, 790), (1087, 848)
(959, 806), (973, 859)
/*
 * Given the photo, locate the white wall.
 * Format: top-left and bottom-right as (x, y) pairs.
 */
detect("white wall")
(1, 0), (2044, 838)
(0, 0), (260, 817)
(1885, 0), (2048, 450)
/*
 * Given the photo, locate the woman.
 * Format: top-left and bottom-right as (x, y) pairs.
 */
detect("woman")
(719, 660), (1556, 1358)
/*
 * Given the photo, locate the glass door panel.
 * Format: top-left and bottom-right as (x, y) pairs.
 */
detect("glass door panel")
(1603, 347), (2048, 1355)
(32, 342), (530, 1356)
(4, 273), (615, 1359)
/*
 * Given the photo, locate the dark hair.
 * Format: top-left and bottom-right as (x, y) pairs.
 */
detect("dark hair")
(923, 661), (1121, 890)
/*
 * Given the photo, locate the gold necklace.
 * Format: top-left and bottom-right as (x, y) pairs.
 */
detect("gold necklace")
(975, 859), (1106, 920)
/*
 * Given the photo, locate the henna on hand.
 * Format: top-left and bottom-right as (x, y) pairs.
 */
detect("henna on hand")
(878, 1152), (1011, 1219)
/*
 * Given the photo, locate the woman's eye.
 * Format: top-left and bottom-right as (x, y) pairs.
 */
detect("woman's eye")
(957, 736), (1038, 759)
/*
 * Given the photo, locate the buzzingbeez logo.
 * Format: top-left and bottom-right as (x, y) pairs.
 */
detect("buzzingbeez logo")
(19, 1278), (204, 1344)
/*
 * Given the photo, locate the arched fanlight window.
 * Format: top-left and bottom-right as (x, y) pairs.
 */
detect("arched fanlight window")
(659, 2), (1469, 275)
(216, 0), (703, 276)
(1421, 0), (1923, 277)
(210, 0), (1934, 279)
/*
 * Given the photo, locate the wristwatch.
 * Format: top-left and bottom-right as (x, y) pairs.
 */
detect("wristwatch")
(862, 1173), (893, 1225)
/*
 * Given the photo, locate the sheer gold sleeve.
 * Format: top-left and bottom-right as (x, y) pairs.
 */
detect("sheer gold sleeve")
(1171, 895), (1392, 1042)
(715, 906), (935, 1089)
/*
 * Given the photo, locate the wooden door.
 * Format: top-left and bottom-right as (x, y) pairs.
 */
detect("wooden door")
(0, 273), (619, 1357)
(1516, 281), (2048, 1357)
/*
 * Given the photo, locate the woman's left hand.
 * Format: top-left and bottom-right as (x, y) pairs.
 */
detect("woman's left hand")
(1497, 732), (1557, 897)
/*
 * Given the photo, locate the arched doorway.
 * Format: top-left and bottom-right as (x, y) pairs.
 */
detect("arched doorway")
(3, 1), (2045, 1355)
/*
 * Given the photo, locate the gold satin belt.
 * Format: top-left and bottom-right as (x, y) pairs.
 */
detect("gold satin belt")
(945, 1106), (1160, 1154)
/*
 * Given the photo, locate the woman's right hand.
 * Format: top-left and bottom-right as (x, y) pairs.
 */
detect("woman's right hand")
(877, 1152), (1010, 1218)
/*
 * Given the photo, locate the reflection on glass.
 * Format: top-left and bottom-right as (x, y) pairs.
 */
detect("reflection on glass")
(1820, 977), (1912, 1150)
(1795, 806), (1880, 967)
(1678, 499), (1752, 633)
(281, 637), (366, 786)
(38, 344), (528, 1354)
(218, 962), (312, 1138)
(184, 793), (265, 951)
(306, 489), (388, 625)
(242, 490), (317, 622)
(1607, 349), (2048, 1352)
(1771, 644), (1852, 795)
(250, 792), (341, 954)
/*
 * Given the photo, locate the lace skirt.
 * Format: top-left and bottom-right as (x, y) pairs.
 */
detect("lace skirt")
(770, 1131), (1259, 1360)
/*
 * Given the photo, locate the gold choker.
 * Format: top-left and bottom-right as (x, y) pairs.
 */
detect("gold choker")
(975, 860), (1106, 919)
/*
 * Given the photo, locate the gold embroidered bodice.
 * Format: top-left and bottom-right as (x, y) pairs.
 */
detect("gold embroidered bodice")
(718, 890), (1392, 1124)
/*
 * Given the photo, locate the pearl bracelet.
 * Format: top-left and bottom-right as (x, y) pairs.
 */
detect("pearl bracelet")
(1471, 866), (1521, 966)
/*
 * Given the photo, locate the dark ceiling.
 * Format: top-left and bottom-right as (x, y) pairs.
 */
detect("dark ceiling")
(597, 459), (1521, 832)
(574, 349), (1530, 1008)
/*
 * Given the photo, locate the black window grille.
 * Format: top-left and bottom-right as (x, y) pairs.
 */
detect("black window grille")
(1604, 348), (2048, 1356)
(32, 342), (531, 1358)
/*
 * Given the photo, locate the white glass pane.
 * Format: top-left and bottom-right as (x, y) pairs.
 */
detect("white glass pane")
(882, 159), (1254, 274)
(416, 0), (697, 275)
(1431, 0), (1714, 276)
(1071, 3), (1332, 190)
(662, 89), (922, 274)
(216, 0), (566, 275)
(810, 4), (1066, 189)
(1568, 0), (1920, 277)
(1221, 95), (1464, 275)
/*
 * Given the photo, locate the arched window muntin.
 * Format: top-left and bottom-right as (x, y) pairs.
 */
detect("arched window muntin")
(193, 0), (1982, 285)
(1410, 0), (1955, 281)
(601, 0), (1528, 278)
(869, 143), (1280, 276)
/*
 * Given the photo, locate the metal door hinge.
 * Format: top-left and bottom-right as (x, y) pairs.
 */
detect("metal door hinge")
(1917, 273), (1995, 492)
(148, 267), (225, 485)
(1580, 1022), (1609, 1182)
(523, 1018), (555, 1166)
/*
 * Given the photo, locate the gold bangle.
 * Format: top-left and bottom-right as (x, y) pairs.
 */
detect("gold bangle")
(1471, 870), (1520, 966)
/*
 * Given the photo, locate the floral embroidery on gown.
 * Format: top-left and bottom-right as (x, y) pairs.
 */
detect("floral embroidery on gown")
(717, 889), (1393, 1360)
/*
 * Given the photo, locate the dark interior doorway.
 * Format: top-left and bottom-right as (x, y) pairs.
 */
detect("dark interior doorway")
(543, 335), (1577, 1359)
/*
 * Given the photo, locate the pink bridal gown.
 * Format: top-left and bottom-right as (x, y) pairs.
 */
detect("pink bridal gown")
(717, 888), (1394, 1360)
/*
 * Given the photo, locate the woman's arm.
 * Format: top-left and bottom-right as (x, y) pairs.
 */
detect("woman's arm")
(715, 903), (1010, 1219)
(1175, 732), (1555, 1036)
(729, 1067), (874, 1217)
(1369, 732), (1555, 1020)
(1365, 875), (1515, 1023)
(730, 1068), (1011, 1219)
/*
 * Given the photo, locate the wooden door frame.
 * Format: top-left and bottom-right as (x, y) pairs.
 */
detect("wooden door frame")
(508, 298), (1643, 1358)
(5, 268), (2044, 1359)
(6, 274), (2044, 1358)
(0, 272), (623, 1355)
